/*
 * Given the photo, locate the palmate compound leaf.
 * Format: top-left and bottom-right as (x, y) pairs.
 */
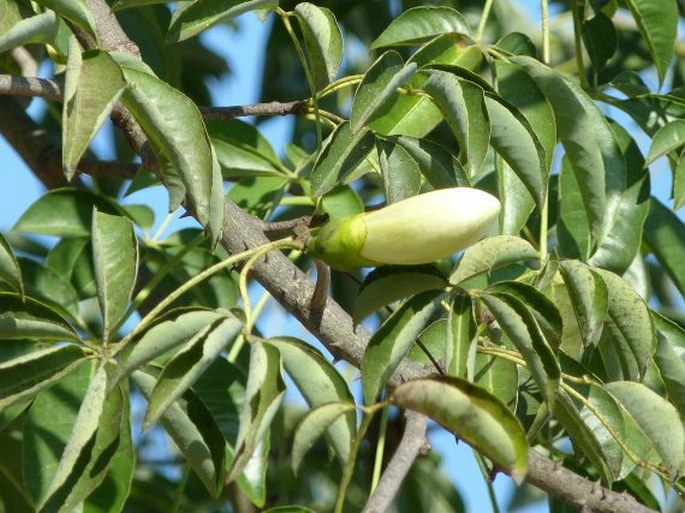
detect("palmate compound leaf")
(92, 210), (138, 343)
(62, 39), (126, 180)
(120, 66), (224, 239)
(264, 337), (355, 465)
(294, 2), (343, 90)
(362, 290), (447, 405)
(391, 376), (528, 483)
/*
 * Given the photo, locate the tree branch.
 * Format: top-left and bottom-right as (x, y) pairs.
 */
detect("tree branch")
(362, 412), (429, 513)
(0, 75), (63, 101)
(0, 2), (659, 512)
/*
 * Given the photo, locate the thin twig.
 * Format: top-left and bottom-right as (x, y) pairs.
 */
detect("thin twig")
(361, 412), (429, 513)
(0, 75), (63, 101)
(199, 100), (306, 120)
(77, 158), (139, 179)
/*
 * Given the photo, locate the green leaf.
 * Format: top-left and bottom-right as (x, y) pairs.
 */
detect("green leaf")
(645, 119), (685, 167)
(291, 402), (356, 474)
(606, 381), (684, 477)
(558, 260), (608, 349)
(588, 122), (650, 274)
(265, 337), (354, 465)
(495, 32), (537, 57)
(227, 341), (285, 483)
(484, 94), (546, 210)
(34, 0), (96, 36)
(144, 315), (243, 428)
(351, 51), (416, 132)
(263, 506), (318, 513)
(92, 210), (138, 342)
(294, 2), (342, 89)
(624, 0), (678, 84)
(494, 61), (555, 234)
(120, 66), (223, 233)
(581, 13), (617, 77)
(595, 269), (655, 380)
(228, 175), (288, 220)
(0, 232), (22, 296)
(18, 258), (80, 319)
(423, 71), (490, 177)
(207, 119), (283, 179)
(371, 6), (471, 49)
(511, 56), (615, 239)
(0, 308), (79, 343)
(0, 10), (58, 54)
(167, 0), (277, 42)
(133, 371), (226, 498)
(674, 153), (685, 211)
(556, 156), (591, 260)
(0, 434), (34, 513)
(449, 235), (538, 287)
(353, 264), (447, 323)
(652, 314), (685, 418)
(13, 189), (123, 238)
(643, 197), (685, 296)
(474, 352), (517, 409)
(112, 308), (227, 384)
(23, 361), (94, 503)
(362, 290), (446, 404)
(391, 376), (528, 483)
(0, 345), (87, 410)
(376, 139), (422, 204)
(393, 136), (469, 188)
(62, 42), (126, 180)
(445, 293), (476, 377)
(320, 185), (364, 219)
(310, 122), (375, 197)
(479, 293), (560, 404)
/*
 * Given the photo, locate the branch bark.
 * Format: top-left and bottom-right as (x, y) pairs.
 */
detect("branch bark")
(0, 2), (659, 513)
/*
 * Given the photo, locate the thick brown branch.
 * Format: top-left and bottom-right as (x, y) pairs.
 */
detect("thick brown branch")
(0, 75), (63, 101)
(362, 412), (429, 513)
(199, 101), (306, 120)
(78, 158), (139, 179)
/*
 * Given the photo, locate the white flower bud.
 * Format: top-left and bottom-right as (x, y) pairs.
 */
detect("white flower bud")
(308, 187), (501, 270)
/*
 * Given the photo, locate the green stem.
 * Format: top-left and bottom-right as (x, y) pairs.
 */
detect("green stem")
(370, 406), (389, 492)
(334, 404), (385, 513)
(280, 9), (323, 150)
(540, 0), (551, 65)
(171, 464), (191, 513)
(539, 0), (552, 262)
(570, 0), (590, 89)
(475, 0), (495, 41)
(539, 195), (549, 262)
(240, 247), (279, 333)
(475, 452), (500, 513)
(317, 74), (363, 99)
(113, 237), (300, 354)
(151, 212), (174, 242)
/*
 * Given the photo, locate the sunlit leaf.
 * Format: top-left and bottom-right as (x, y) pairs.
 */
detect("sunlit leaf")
(376, 138), (422, 203)
(446, 293), (476, 377)
(643, 197), (685, 296)
(34, 0), (96, 36)
(393, 136), (469, 188)
(0, 232), (22, 296)
(371, 6), (471, 49)
(0, 11), (58, 53)
(652, 314), (685, 418)
(294, 2), (342, 89)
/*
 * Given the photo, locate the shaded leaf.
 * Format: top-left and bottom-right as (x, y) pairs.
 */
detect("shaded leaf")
(394, 136), (469, 188)
(34, 0), (96, 36)
(652, 313), (685, 418)
(362, 290), (446, 404)
(320, 185), (363, 219)
(581, 13), (617, 77)
(391, 376), (528, 483)
(371, 6), (471, 49)
(294, 2), (342, 89)
(0, 232), (22, 295)
(0, 11), (58, 53)
(376, 138), (422, 204)
(645, 119), (685, 167)
(445, 293), (476, 377)
(643, 197), (685, 296)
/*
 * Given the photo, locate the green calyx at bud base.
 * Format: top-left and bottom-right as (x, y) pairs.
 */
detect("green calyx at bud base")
(307, 187), (501, 270)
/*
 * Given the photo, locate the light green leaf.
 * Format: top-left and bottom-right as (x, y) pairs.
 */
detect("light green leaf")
(0, 232), (22, 295)
(320, 185), (363, 219)
(167, 0), (277, 42)
(18, 258), (80, 318)
(674, 154), (685, 211)
(37, 363), (107, 511)
(112, 308), (227, 384)
(643, 197), (685, 295)
(294, 2), (342, 89)
(391, 376), (528, 483)
(371, 6), (471, 49)
(376, 139), (422, 204)
(624, 0), (678, 84)
(0, 345), (87, 410)
(62, 41), (126, 180)
(229, 175), (288, 220)
(449, 235), (538, 287)
(606, 381), (684, 477)
(0, 292), (77, 340)
(227, 341), (285, 483)
(446, 293), (476, 377)
(495, 32), (537, 57)
(353, 264), (447, 323)
(558, 260), (608, 349)
(133, 371), (226, 497)
(34, 0), (96, 36)
(556, 156), (591, 260)
(474, 352), (517, 409)
(362, 290), (446, 404)
(479, 293), (560, 404)
(595, 269), (655, 380)
(120, 66), (223, 233)
(0, 11), (58, 53)
(351, 51), (416, 132)
(310, 122), (375, 197)
(92, 210), (138, 342)
(265, 337), (355, 465)
(645, 119), (685, 167)
(423, 71), (490, 177)
(652, 313), (685, 418)
(144, 315), (243, 428)
(13, 189), (124, 238)
(484, 94), (546, 210)
(291, 402), (356, 474)
(393, 136), (469, 188)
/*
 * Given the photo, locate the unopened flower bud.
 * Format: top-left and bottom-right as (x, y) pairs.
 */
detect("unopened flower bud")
(308, 187), (500, 270)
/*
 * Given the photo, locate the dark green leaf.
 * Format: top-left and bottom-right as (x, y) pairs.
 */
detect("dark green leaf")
(391, 376), (528, 483)
(371, 6), (471, 49)
(0, 232), (22, 296)
(294, 3), (342, 89)
(393, 136), (469, 188)
(320, 185), (363, 219)
(34, 0), (96, 36)
(643, 197), (685, 296)
(644, 119), (685, 167)
(376, 139), (422, 204)
(652, 313), (685, 418)
(445, 293), (476, 377)
(557, 156), (591, 260)
(581, 13), (617, 76)
(228, 176), (288, 220)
